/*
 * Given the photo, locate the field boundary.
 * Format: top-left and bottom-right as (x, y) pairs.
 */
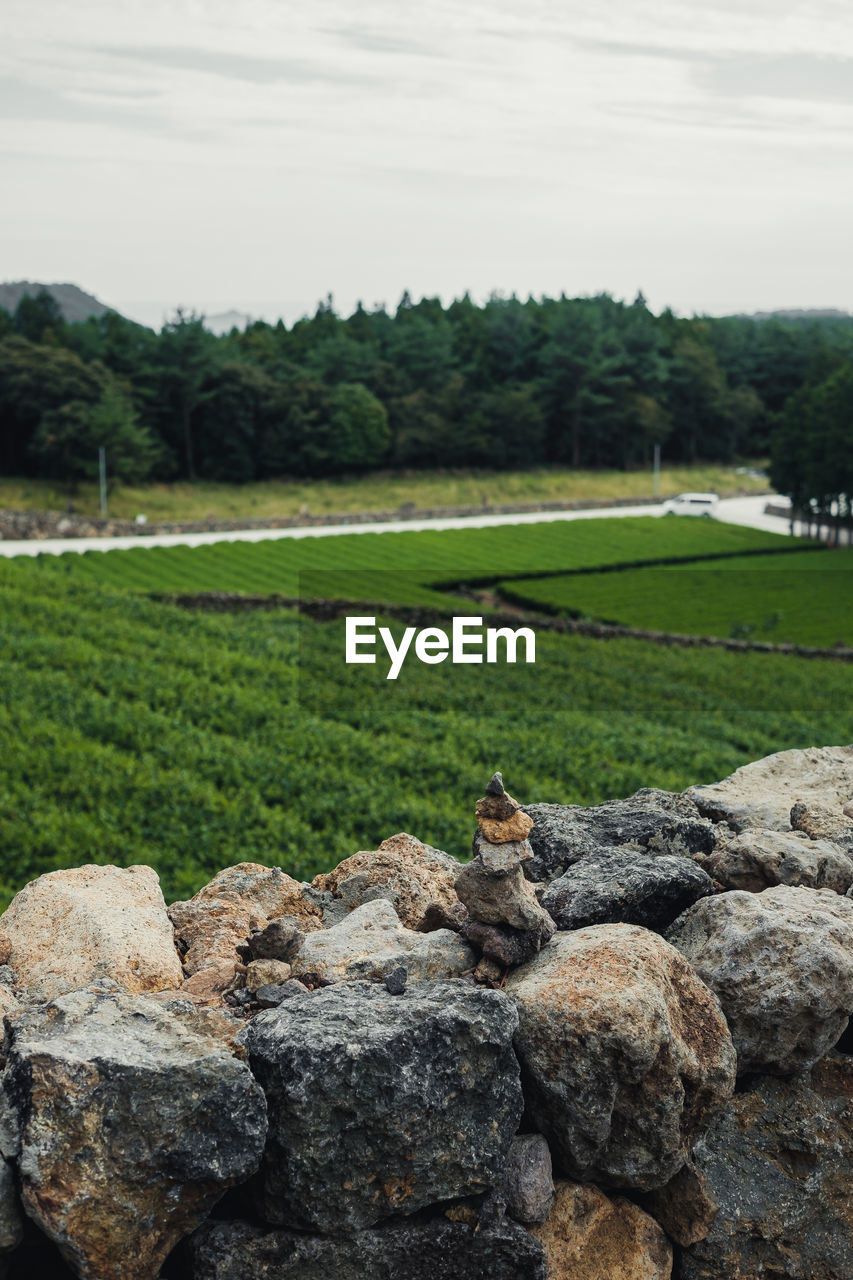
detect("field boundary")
(151, 592), (853, 662)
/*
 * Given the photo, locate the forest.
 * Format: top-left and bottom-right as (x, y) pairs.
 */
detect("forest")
(0, 288), (851, 522)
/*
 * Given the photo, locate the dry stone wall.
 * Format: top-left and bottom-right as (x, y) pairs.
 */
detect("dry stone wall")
(0, 746), (851, 1278)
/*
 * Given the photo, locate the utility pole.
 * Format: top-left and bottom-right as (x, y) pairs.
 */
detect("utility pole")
(99, 447), (107, 518)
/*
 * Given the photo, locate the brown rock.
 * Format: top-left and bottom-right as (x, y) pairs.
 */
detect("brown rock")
(311, 833), (460, 930)
(190, 863), (323, 928)
(529, 1181), (673, 1279)
(0, 935), (11, 966)
(245, 960), (292, 991)
(476, 792), (520, 821)
(506, 926), (736, 1190)
(456, 852), (553, 936)
(418, 900), (469, 933)
(0, 865), (183, 1002)
(639, 1161), (719, 1247)
(474, 956), (505, 986)
(478, 810), (535, 845)
(170, 897), (267, 976)
(181, 960), (240, 1003)
(790, 800), (853, 850)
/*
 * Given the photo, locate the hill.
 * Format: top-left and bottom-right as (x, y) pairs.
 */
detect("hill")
(0, 281), (117, 323)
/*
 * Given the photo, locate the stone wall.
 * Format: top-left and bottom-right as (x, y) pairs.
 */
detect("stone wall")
(0, 745), (851, 1278)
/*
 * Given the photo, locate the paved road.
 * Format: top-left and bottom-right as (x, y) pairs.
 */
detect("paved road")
(0, 495), (793, 558)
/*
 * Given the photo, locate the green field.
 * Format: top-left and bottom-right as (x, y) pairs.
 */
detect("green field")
(8, 518), (803, 610)
(1, 553), (851, 911)
(503, 548), (853, 647)
(0, 464), (769, 522)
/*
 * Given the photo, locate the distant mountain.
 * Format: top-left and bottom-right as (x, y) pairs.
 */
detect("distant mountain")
(203, 309), (253, 336)
(739, 308), (852, 322)
(0, 281), (117, 324)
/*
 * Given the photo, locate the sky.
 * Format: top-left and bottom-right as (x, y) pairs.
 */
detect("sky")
(3, 0), (853, 329)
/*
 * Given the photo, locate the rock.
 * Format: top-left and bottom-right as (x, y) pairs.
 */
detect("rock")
(185, 1214), (546, 1280)
(417, 899), (469, 933)
(169, 864), (323, 977)
(237, 980), (523, 1232)
(0, 988), (267, 1280)
(289, 899), (475, 986)
(456, 845), (555, 939)
(541, 848), (714, 933)
(505, 925), (735, 1189)
(383, 964), (407, 994)
(474, 956), (505, 985)
(529, 1180), (673, 1280)
(0, 938), (10, 967)
(0, 865), (183, 1002)
(0, 1158), (23, 1255)
(638, 1160), (719, 1247)
(523, 789), (716, 881)
(462, 919), (548, 966)
(170, 897), (268, 976)
(474, 834), (533, 875)
(666, 886), (853, 1075)
(476, 773), (521, 822)
(790, 800), (853, 853)
(255, 982), (303, 1008)
(502, 1134), (554, 1224)
(310, 833), (461, 931)
(701, 828), (853, 893)
(240, 919), (304, 963)
(245, 960), (292, 991)
(181, 959), (240, 1002)
(479, 811), (535, 845)
(687, 745), (853, 833)
(680, 1055), (853, 1279)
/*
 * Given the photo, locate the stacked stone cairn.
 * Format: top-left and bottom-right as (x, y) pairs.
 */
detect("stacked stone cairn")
(0, 745), (851, 1277)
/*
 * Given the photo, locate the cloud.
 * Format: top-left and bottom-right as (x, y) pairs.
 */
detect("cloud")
(331, 27), (444, 58)
(0, 76), (164, 128)
(97, 44), (379, 87)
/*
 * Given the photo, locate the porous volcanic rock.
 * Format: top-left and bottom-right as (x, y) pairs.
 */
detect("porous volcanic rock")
(288, 899), (474, 985)
(169, 864), (323, 977)
(0, 1158), (23, 1257)
(686, 745), (853, 833)
(541, 848), (714, 933)
(638, 1160), (719, 1247)
(505, 925), (735, 1189)
(680, 1055), (853, 1280)
(237, 980), (522, 1232)
(700, 828), (853, 894)
(666, 886), (853, 1075)
(456, 839), (554, 942)
(462, 919), (546, 967)
(184, 1215), (546, 1280)
(790, 800), (853, 854)
(529, 1180), (673, 1280)
(0, 988), (267, 1280)
(501, 1134), (554, 1225)
(523, 789), (717, 881)
(310, 833), (461, 930)
(0, 865), (183, 1002)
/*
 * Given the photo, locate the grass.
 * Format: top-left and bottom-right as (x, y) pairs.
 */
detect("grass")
(0, 464), (770, 522)
(1, 566), (850, 912)
(6, 517), (802, 609)
(502, 548), (853, 648)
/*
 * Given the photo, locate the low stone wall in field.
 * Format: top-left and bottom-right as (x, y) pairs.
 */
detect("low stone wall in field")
(0, 745), (852, 1278)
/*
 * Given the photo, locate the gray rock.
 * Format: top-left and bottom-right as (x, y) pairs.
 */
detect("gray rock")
(505, 925), (735, 1190)
(638, 1160), (719, 1247)
(680, 1055), (853, 1279)
(384, 965), (407, 994)
(687, 744), (853, 833)
(541, 847), (714, 932)
(254, 983), (303, 1008)
(0, 1158), (22, 1256)
(502, 1134), (554, 1224)
(790, 800), (853, 855)
(462, 919), (547, 967)
(288, 899), (475, 985)
(241, 919), (304, 963)
(185, 1214), (546, 1280)
(0, 989), (267, 1280)
(666, 886), (853, 1075)
(702, 828), (853, 893)
(238, 980), (523, 1232)
(523, 789), (716, 881)
(455, 848), (555, 939)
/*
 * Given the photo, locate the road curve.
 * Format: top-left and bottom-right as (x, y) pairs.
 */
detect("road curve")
(0, 496), (793, 558)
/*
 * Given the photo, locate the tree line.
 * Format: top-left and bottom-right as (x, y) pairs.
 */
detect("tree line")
(0, 288), (851, 513)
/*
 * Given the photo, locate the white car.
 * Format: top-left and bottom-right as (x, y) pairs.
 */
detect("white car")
(662, 492), (719, 517)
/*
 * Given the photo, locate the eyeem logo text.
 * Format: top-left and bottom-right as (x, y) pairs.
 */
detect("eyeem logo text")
(345, 616), (536, 680)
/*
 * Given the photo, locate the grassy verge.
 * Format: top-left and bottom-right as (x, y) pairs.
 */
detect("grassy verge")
(0, 464), (769, 522)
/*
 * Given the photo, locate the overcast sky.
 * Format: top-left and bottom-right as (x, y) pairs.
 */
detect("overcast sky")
(4, 0), (853, 328)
